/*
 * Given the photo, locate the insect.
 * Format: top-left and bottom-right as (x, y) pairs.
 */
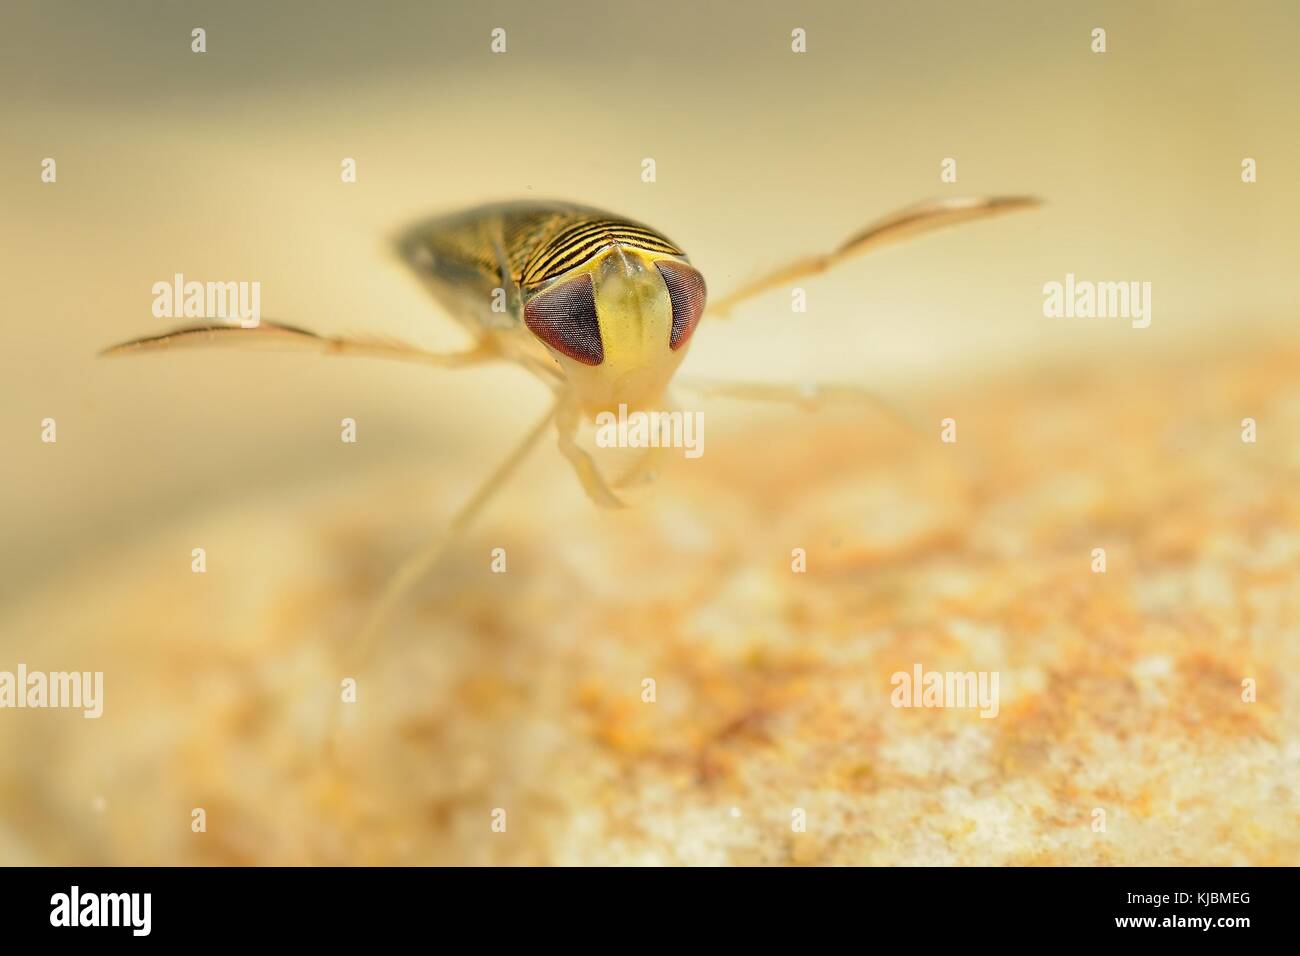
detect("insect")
(104, 196), (1039, 644)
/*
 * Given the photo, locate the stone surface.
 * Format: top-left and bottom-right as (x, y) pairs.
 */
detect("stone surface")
(1, 344), (1297, 865)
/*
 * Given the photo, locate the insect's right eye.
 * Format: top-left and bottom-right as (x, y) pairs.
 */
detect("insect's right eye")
(523, 274), (604, 366)
(655, 260), (707, 350)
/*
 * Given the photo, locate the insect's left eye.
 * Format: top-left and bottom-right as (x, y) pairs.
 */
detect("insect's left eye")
(655, 260), (707, 350)
(523, 274), (604, 365)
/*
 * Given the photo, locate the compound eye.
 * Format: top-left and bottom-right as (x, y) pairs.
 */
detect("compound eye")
(523, 274), (603, 366)
(655, 260), (707, 350)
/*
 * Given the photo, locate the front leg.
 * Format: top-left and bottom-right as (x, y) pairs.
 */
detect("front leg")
(556, 397), (625, 509)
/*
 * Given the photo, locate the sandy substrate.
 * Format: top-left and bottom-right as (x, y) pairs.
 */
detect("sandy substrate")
(1, 343), (1297, 865)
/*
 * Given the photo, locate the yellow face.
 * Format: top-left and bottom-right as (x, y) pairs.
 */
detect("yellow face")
(523, 246), (707, 417)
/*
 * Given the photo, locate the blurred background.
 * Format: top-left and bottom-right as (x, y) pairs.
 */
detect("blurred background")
(0, 0), (1297, 864)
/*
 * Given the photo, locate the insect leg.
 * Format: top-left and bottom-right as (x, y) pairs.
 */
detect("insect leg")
(707, 195), (1040, 317)
(101, 320), (498, 370)
(556, 398), (625, 508)
(347, 398), (560, 665)
(675, 377), (925, 438)
(609, 443), (671, 490)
